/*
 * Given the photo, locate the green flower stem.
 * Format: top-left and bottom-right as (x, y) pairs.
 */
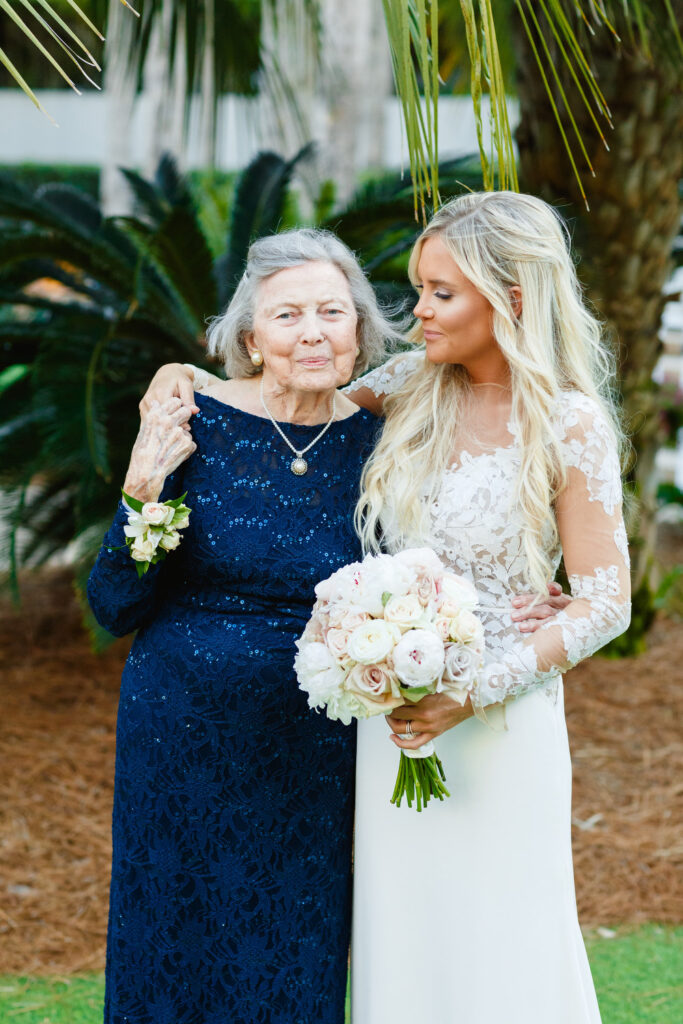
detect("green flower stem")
(390, 752), (450, 810)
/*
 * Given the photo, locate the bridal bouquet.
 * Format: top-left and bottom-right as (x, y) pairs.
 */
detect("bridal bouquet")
(294, 548), (484, 811)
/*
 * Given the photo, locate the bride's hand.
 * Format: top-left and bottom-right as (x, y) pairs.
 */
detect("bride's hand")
(140, 363), (198, 418)
(386, 694), (474, 750)
(511, 581), (570, 633)
(123, 398), (197, 503)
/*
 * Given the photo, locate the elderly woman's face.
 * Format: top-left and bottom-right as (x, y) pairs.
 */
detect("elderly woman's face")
(247, 261), (359, 393)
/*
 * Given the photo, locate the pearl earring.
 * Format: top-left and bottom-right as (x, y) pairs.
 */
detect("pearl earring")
(251, 351), (263, 367)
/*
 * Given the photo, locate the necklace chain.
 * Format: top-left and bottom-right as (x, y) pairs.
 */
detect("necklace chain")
(259, 377), (337, 475)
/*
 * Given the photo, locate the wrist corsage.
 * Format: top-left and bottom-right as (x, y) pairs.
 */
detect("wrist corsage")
(121, 490), (191, 577)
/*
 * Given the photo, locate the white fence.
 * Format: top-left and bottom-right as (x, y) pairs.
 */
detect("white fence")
(0, 90), (516, 170)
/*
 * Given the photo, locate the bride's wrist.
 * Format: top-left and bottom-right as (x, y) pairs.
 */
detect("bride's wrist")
(183, 363), (211, 391)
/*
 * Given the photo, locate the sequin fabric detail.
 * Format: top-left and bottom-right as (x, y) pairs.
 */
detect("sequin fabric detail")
(87, 394), (379, 1024)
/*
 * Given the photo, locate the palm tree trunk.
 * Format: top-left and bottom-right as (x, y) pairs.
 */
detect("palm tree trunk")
(101, 0), (138, 215)
(258, 0), (392, 206)
(197, 0), (217, 169)
(514, 11), (683, 641)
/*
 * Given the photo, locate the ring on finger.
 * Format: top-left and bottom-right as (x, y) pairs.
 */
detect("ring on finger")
(404, 720), (415, 739)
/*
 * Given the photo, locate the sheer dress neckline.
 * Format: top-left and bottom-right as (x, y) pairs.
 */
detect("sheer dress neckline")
(445, 441), (517, 475)
(195, 389), (365, 428)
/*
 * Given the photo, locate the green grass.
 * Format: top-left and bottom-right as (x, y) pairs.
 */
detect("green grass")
(1, 925), (681, 1023)
(0, 974), (104, 1023)
(584, 925), (683, 1024)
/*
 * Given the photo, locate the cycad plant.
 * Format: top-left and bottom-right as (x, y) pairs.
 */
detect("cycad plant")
(0, 149), (309, 610)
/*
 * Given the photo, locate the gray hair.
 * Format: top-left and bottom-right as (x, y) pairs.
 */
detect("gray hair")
(206, 228), (403, 379)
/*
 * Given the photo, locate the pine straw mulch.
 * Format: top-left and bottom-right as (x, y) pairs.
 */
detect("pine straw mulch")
(1, 565), (682, 975)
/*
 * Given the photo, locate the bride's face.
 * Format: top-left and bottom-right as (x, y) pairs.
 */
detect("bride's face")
(413, 235), (503, 375)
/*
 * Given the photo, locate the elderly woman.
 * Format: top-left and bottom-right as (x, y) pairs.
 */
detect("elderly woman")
(87, 228), (395, 1024)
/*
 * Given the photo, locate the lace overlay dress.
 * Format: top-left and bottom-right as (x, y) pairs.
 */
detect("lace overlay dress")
(346, 353), (631, 1024)
(87, 393), (378, 1024)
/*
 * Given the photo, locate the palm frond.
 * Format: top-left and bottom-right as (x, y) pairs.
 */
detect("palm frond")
(0, 0), (107, 116)
(382, 0), (440, 220)
(215, 145), (313, 308)
(384, 0), (681, 214)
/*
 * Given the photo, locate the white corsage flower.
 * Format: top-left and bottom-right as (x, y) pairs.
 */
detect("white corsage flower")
(158, 529), (182, 552)
(121, 490), (191, 576)
(141, 502), (176, 527)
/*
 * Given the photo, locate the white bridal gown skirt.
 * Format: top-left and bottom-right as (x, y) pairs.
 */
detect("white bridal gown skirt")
(351, 681), (602, 1024)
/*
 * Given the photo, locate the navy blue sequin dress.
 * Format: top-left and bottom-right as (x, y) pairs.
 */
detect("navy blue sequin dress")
(87, 393), (378, 1024)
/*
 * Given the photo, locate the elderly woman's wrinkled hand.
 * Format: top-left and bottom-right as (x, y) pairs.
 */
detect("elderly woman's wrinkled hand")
(140, 363), (198, 418)
(123, 398), (197, 503)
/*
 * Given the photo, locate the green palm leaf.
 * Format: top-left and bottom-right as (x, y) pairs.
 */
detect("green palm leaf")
(215, 146), (313, 308)
(0, 0), (108, 117)
(383, 0), (683, 213)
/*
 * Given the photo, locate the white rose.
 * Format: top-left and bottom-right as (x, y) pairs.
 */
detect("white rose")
(443, 644), (478, 683)
(327, 606), (370, 632)
(325, 627), (353, 664)
(158, 529), (181, 551)
(438, 572), (479, 611)
(440, 644), (480, 704)
(434, 616), (452, 642)
(383, 593), (427, 631)
(345, 663), (403, 715)
(130, 536), (157, 562)
(347, 620), (401, 665)
(294, 641), (346, 706)
(141, 502), (175, 527)
(392, 628), (445, 689)
(171, 510), (190, 530)
(446, 608), (484, 646)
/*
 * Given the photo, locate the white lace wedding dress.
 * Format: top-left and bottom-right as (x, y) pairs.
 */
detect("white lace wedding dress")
(345, 352), (631, 1024)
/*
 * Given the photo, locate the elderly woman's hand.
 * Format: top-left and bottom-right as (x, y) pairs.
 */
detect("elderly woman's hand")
(511, 581), (570, 632)
(123, 398), (197, 503)
(386, 694), (475, 750)
(140, 364), (199, 418)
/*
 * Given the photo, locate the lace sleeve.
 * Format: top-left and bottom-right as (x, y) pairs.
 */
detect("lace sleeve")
(183, 363), (221, 391)
(343, 349), (424, 399)
(474, 395), (631, 708)
(86, 471), (183, 637)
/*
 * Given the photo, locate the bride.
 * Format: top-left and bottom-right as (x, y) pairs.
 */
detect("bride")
(141, 191), (630, 1022)
(346, 191), (630, 1023)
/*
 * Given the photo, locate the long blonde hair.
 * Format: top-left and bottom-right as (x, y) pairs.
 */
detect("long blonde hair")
(356, 191), (624, 597)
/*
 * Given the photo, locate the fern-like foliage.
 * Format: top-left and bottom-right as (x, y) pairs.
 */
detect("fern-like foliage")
(0, 150), (297, 603)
